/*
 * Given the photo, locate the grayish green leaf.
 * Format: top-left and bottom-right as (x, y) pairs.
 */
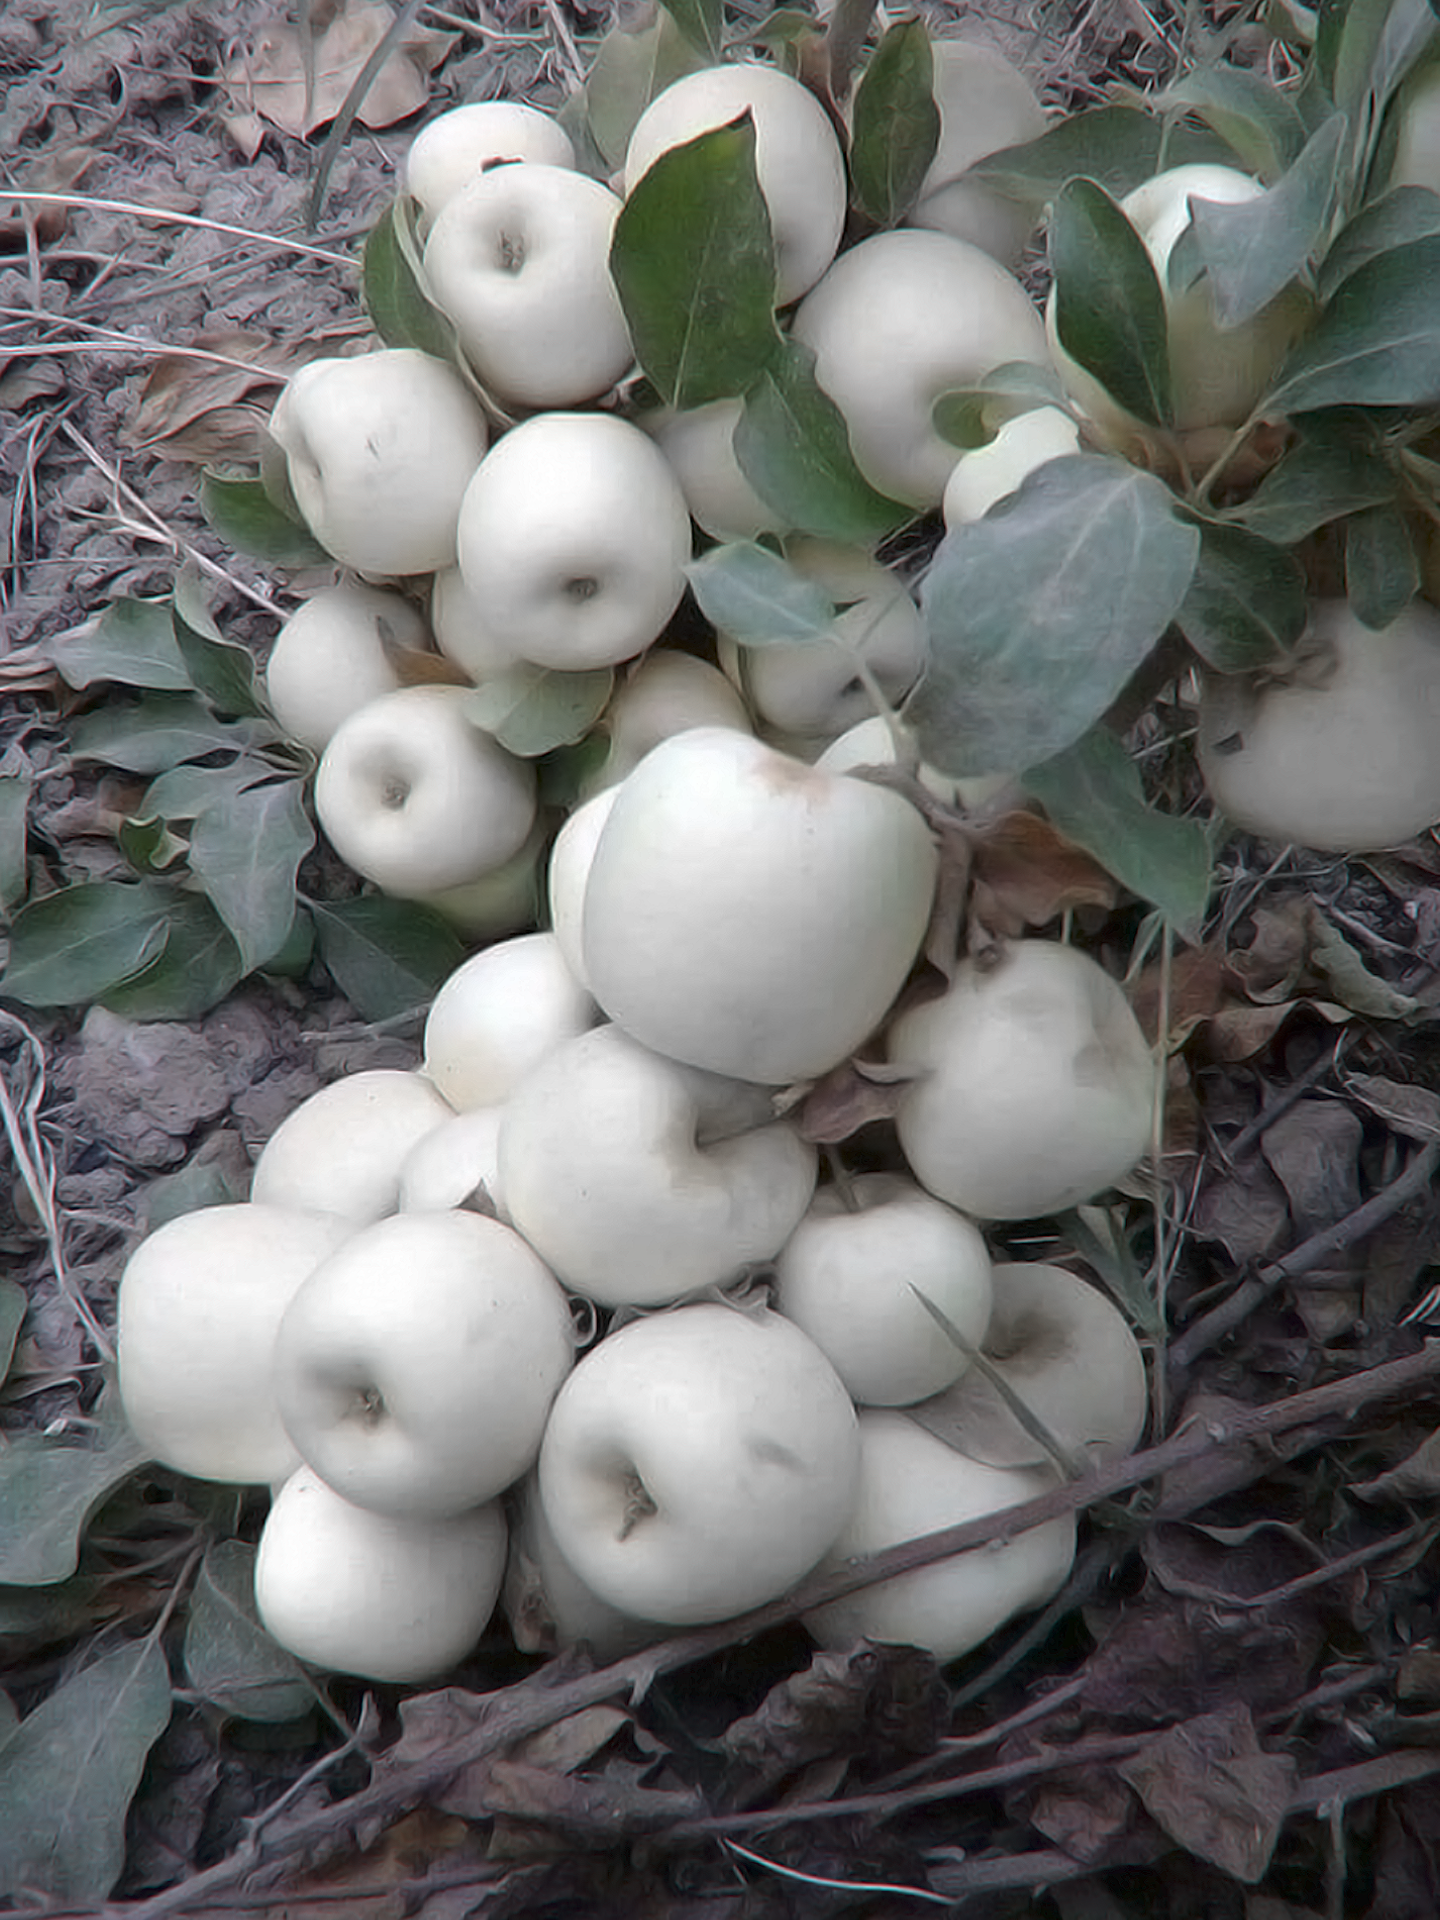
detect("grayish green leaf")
(911, 455), (1200, 775)
(1157, 62), (1311, 176)
(1049, 177), (1170, 427)
(583, 13), (706, 167)
(1268, 235), (1440, 410)
(1345, 502), (1421, 628)
(932, 362), (1072, 450)
(685, 541), (837, 645)
(610, 116), (783, 409)
(200, 474), (330, 569)
(362, 196), (458, 360)
(0, 1635), (171, 1903)
(0, 771), (31, 912)
(70, 693), (264, 774)
(1319, 184), (1440, 296)
(735, 340), (910, 544)
(1232, 409), (1397, 542)
(0, 1279), (25, 1387)
(1177, 518), (1308, 670)
(849, 18), (940, 227)
(183, 1541), (313, 1722)
(2, 882), (173, 1008)
(658, 0), (722, 60)
(46, 599), (190, 692)
(186, 772), (312, 972)
(100, 894), (245, 1021)
(0, 1424), (147, 1585)
(172, 574), (268, 719)
(142, 1156), (247, 1233)
(1188, 114), (1345, 327)
(464, 665), (614, 758)
(971, 104), (1232, 209)
(1061, 1203), (1164, 1335)
(0, 1579), (106, 1650)
(1022, 727), (1213, 933)
(309, 896), (466, 1020)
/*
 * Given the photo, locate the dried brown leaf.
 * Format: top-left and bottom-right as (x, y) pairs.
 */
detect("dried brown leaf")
(1354, 1430), (1440, 1504)
(1346, 1072), (1440, 1144)
(124, 331), (362, 461)
(221, 0), (449, 140)
(1027, 1764), (1138, 1864)
(1117, 1704), (1296, 1883)
(968, 809), (1118, 938)
(796, 1058), (914, 1144)
(1226, 899), (1311, 1002)
(1191, 1156), (1291, 1265)
(1259, 1100), (1363, 1240)
(1079, 1591), (1323, 1721)
(1131, 942), (1228, 1047)
(476, 1756), (701, 1841)
(0, 143), (95, 249)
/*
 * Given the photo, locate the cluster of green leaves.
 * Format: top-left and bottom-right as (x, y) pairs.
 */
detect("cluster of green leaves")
(0, 572), (466, 1022)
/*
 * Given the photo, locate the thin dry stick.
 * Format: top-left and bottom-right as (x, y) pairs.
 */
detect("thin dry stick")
(87, 1341), (1440, 1920)
(1, 193), (354, 267)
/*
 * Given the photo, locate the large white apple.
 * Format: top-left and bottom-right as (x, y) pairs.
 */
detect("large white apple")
(456, 411), (692, 670)
(1197, 597), (1440, 852)
(916, 1261), (1147, 1469)
(773, 1172), (993, 1406)
(1046, 163), (1312, 443)
(404, 100), (577, 231)
(267, 350), (488, 576)
(499, 1023), (817, 1306)
(314, 684), (537, 898)
(790, 228), (1051, 508)
(623, 62), (847, 304)
(908, 37), (1047, 263)
(538, 1301), (860, 1623)
(644, 398), (789, 543)
(887, 939), (1155, 1220)
(116, 1202), (353, 1485)
(274, 1209), (574, 1519)
(249, 1069), (454, 1226)
(585, 649), (751, 793)
(430, 565), (523, 684)
(423, 163), (634, 410)
(397, 1105), (505, 1217)
(264, 584), (428, 754)
(546, 786), (618, 989)
(505, 1470), (663, 1659)
(816, 715), (1018, 814)
(255, 1463), (507, 1682)
(417, 816), (548, 942)
(423, 932), (595, 1111)
(803, 1408), (1076, 1663)
(581, 728), (938, 1083)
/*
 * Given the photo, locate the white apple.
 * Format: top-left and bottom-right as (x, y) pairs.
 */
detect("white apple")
(581, 728), (938, 1083)
(274, 1209), (575, 1518)
(546, 786), (618, 989)
(908, 37), (1047, 263)
(397, 1105), (505, 1217)
(417, 816), (548, 941)
(249, 1069), (453, 1226)
(802, 1409), (1076, 1663)
(116, 1202), (352, 1485)
(430, 565), (523, 683)
(1197, 597), (1440, 852)
(916, 1261), (1147, 1469)
(456, 411), (692, 670)
(267, 350), (488, 576)
(314, 684), (537, 897)
(500, 1023), (816, 1306)
(941, 406), (1082, 528)
(773, 1172), (993, 1406)
(623, 62), (847, 304)
(791, 228), (1051, 507)
(586, 650), (751, 792)
(404, 100), (577, 231)
(887, 939), (1155, 1220)
(505, 1470), (664, 1659)
(264, 584), (428, 753)
(644, 398), (788, 542)
(716, 538), (926, 744)
(423, 162), (634, 410)
(255, 1463), (507, 1682)
(538, 1301), (860, 1623)
(816, 714), (1018, 813)
(423, 932), (595, 1111)
(1046, 163), (1312, 442)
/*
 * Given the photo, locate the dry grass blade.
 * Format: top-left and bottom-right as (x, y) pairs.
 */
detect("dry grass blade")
(0, 193), (354, 267)
(305, 0), (432, 229)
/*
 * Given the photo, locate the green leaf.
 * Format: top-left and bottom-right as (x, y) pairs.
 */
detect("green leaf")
(100, 894), (245, 1021)
(0, 1635), (171, 1903)
(142, 1155), (247, 1233)
(361, 197), (458, 360)
(70, 693), (265, 774)
(183, 1541), (313, 1722)
(910, 455), (1200, 776)
(187, 774), (313, 972)
(2, 882), (173, 1008)
(735, 340), (911, 544)
(46, 598), (190, 692)
(1330, 0), (1436, 180)
(1023, 728), (1213, 933)
(0, 771), (31, 912)
(309, 895), (466, 1020)
(610, 115), (784, 410)
(1345, 502), (1422, 627)
(1318, 184), (1440, 296)
(657, 0), (722, 60)
(582, 13), (706, 168)
(1177, 518), (1309, 670)
(464, 665), (614, 758)
(0, 1423), (148, 1585)
(1049, 177), (1170, 427)
(1231, 408), (1398, 541)
(931, 362), (1073, 450)
(171, 572), (268, 719)
(849, 18), (940, 227)
(117, 811), (187, 876)
(1157, 62), (1312, 177)
(0, 1279), (25, 1387)
(685, 540), (837, 644)
(1186, 114), (1345, 328)
(1267, 235), (1440, 411)
(971, 104), (1232, 209)
(200, 474), (330, 568)
(0, 1578), (108, 1651)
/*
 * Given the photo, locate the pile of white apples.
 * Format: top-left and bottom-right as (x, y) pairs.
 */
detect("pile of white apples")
(107, 38), (1216, 1687)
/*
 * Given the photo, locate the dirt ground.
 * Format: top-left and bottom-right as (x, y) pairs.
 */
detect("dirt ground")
(5, 2), (1440, 1916)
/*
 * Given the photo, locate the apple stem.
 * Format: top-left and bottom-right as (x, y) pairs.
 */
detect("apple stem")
(618, 1472), (658, 1539)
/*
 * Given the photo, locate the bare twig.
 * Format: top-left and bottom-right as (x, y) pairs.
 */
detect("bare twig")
(0, 193), (354, 267)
